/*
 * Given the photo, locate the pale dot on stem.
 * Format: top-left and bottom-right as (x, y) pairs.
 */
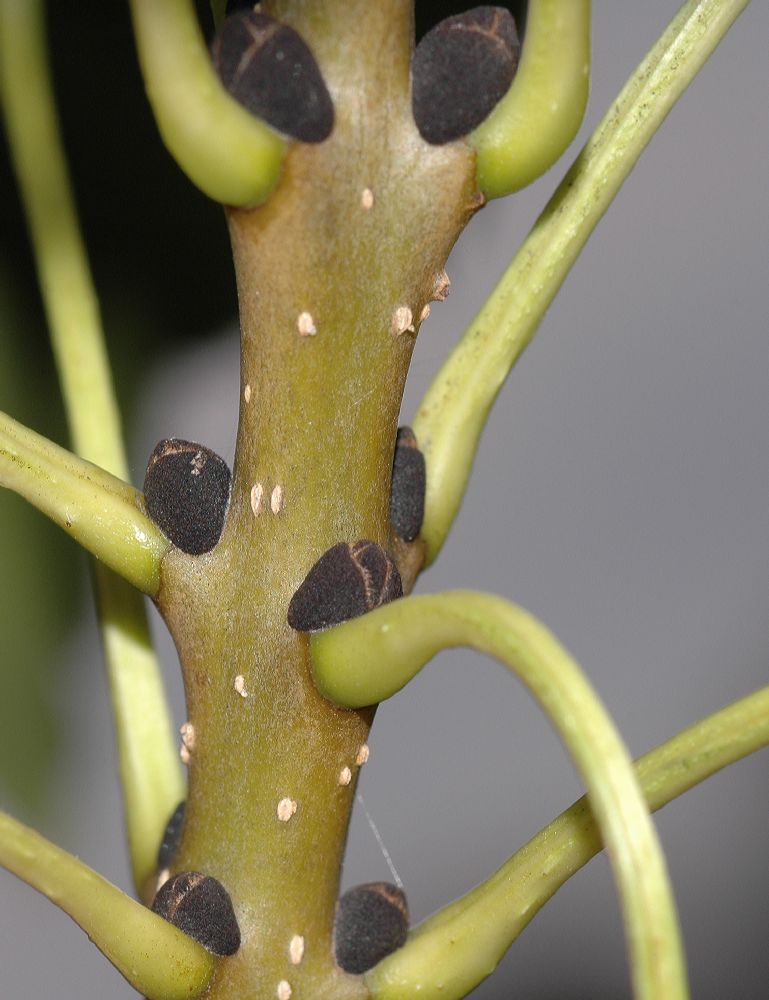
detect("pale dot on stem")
(289, 935), (305, 965)
(180, 743), (191, 765)
(277, 798), (297, 822)
(250, 482), (264, 516)
(355, 744), (370, 766)
(433, 270), (451, 301)
(360, 187), (374, 210)
(234, 674), (248, 698)
(277, 981), (292, 1000)
(271, 484), (285, 514)
(180, 721), (195, 750)
(338, 766), (352, 786)
(297, 311), (317, 336)
(420, 303), (431, 322)
(244, 383), (252, 403)
(392, 306), (414, 336)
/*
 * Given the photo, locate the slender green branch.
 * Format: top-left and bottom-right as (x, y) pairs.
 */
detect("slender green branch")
(0, 411), (166, 594)
(0, 410), (180, 890)
(0, 1), (124, 477)
(367, 684), (769, 1000)
(312, 592), (689, 1000)
(414, 0), (751, 566)
(471, 0), (591, 198)
(128, 0), (286, 207)
(0, 810), (214, 1000)
(0, 0), (184, 892)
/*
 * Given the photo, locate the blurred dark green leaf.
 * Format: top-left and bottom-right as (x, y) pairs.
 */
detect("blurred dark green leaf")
(0, 272), (80, 817)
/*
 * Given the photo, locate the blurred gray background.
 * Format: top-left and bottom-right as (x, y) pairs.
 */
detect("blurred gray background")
(1, 2), (768, 997)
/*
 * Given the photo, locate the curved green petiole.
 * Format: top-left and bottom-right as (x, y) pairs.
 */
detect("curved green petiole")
(414, 0), (751, 567)
(471, 0), (591, 199)
(128, 0), (286, 207)
(0, 810), (215, 1000)
(368, 683), (769, 1000)
(312, 592), (689, 1000)
(0, 410), (167, 595)
(0, 0), (185, 893)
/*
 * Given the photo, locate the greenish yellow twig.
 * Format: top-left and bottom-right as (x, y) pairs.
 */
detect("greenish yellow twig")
(471, 0), (591, 198)
(129, 0), (286, 207)
(0, 0), (184, 892)
(369, 684), (769, 999)
(312, 592), (689, 1000)
(0, 810), (214, 1000)
(415, 0), (750, 566)
(0, 410), (167, 593)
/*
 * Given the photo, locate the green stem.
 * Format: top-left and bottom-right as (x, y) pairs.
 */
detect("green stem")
(0, 410), (166, 594)
(311, 592), (689, 1000)
(414, 0), (751, 565)
(370, 684), (769, 999)
(471, 0), (591, 198)
(128, 0), (286, 207)
(0, 810), (214, 1000)
(0, 0), (183, 892)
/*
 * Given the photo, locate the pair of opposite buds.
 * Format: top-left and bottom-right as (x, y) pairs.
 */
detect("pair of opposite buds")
(133, 0), (590, 206)
(142, 428), (424, 630)
(212, 6), (521, 149)
(153, 800), (410, 974)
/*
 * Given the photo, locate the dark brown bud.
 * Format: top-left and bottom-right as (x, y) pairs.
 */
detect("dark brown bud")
(211, 11), (334, 143)
(389, 427), (426, 543)
(157, 801), (186, 871)
(412, 7), (520, 145)
(152, 872), (240, 957)
(334, 882), (409, 975)
(287, 540), (402, 632)
(143, 439), (231, 556)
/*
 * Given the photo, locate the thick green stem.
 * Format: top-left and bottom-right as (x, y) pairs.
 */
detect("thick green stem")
(153, 3), (477, 998)
(414, 0), (751, 565)
(0, 810), (214, 1000)
(371, 684), (769, 998)
(0, 0), (183, 891)
(311, 592), (689, 1000)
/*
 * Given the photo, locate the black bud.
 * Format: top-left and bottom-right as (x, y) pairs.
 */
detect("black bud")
(212, 11), (334, 143)
(334, 882), (409, 975)
(157, 801), (186, 871)
(412, 7), (520, 145)
(389, 427), (426, 543)
(143, 439), (231, 556)
(288, 540), (402, 632)
(152, 872), (241, 957)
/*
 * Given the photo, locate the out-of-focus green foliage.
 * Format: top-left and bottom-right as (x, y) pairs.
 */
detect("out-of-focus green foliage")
(0, 274), (77, 815)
